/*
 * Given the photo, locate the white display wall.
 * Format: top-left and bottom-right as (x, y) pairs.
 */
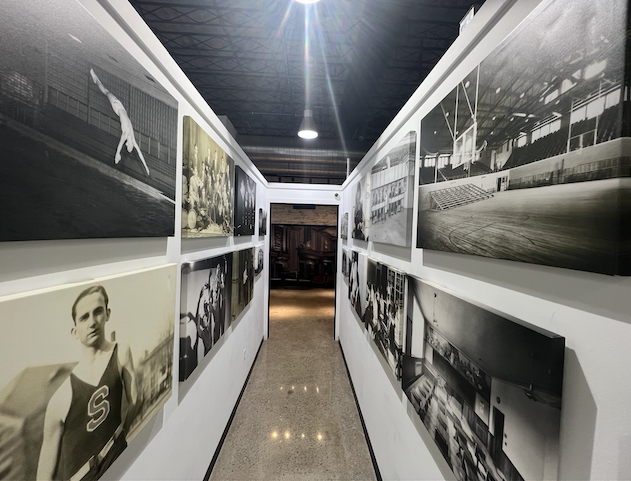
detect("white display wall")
(0, 0), (268, 479)
(336, 0), (631, 480)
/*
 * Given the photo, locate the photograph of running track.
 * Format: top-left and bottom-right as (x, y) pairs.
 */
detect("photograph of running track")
(416, 0), (630, 275)
(0, 0), (178, 241)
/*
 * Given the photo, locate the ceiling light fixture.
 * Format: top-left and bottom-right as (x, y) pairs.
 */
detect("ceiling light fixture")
(298, 109), (318, 139)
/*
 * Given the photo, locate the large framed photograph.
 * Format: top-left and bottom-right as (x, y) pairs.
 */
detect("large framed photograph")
(234, 166), (256, 236)
(403, 277), (565, 481)
(232, 247), (254, 320)
(0, 0), (178, 241)
(365, 258), (405, 378)
(416, 0), (629, 275)
(182, 117), (234, 237)
(352, 174), (370, 241)
(370, 132), (416, 247)
(348, 250), (366, 324)
(180, 255), (232, 381)
(0, 265), (176, 481)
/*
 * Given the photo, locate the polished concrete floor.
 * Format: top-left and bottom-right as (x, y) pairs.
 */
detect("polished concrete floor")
(209, 288), (377, 481)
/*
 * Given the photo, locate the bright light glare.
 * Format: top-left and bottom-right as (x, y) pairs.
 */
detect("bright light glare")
(298, 129), (318, 139)
(295, 0), (320, 3)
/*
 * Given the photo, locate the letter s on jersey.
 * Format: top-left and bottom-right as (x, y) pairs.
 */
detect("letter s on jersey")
(87, 385), (110, 432)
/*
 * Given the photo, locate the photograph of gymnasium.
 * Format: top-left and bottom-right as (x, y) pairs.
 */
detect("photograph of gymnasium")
(179, 255), (232, 381)
(258, 208), (267, 236)
(352, 174), (370, 241)
(340, 213), (348, 240)
(370, 131), (416, 247)
(0, 0), (178, 241)
(0, 265), (176, 481)
(365, 259), (405, 379)
(255, 248), (264, 276)
(403, 276), (565, 481)
(232, 247), (254, 321)
(416, 0), (630, 275)
(348, 250), (366, 324)
(182, 117), (234, 237)
(234, 166), (256, 236)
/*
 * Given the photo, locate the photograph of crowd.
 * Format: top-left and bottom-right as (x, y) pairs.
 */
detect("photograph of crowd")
(0, 265), (176, 481)
(416, 0), (630, 275)
(0, 0), (178, 241)
(352, 174), (370, 241)
(182, 117), (234, 237)
(403, 277), (565, 481)
(234, 166), (257, 236)
(365, 259), (406, 378)
(232, 248), (254, 320)
(179, 255), (232, 381)
(370, 132), (416, 247)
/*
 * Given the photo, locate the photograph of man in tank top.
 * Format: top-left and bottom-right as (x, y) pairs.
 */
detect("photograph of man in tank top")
(37, 286), (139, 481)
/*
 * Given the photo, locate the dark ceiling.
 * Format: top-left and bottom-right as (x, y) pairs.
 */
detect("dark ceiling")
(130, 0), (481, 183)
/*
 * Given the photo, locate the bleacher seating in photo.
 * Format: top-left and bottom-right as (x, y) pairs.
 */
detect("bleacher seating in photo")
(429, 183), (493, 211)
(503, 127), (568, 170)
(596, 105), (622, 143)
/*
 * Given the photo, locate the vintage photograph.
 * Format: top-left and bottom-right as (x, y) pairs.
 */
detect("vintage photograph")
(180, 255), (232, 381)
(234, 166), (256, 236)
(370, 132), (416, 247)
(0, 265), (176, 481)
(416, 0), (629, 275)
(341, 248), (349, 285)
(0, 0), (178, 241)
(403, 277), (565, 481)
(352, 174), (370, 241)
(348, 250), (366, 324)
(255, 248), (264, 276)
(182, 117), (234, 237)
(232, 247), (255, 320)
(365, 258), (405, 379)
(340, 213), (348, 240)
(259, 208), (268, 236)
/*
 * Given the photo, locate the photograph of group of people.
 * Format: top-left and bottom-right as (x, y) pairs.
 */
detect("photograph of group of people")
(180, 255), (233, 381)
(234, 167), (257, 236)
(182, 117), (235, 237)
(0, 266), (176, 481)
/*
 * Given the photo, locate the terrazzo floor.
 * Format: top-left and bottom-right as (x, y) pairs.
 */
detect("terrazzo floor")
(209, 288), (377, 481)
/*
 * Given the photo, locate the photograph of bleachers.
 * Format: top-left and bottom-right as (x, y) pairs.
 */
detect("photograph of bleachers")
(416, 0), (631, 275)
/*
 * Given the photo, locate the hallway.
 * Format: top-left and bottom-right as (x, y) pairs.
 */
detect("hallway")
(209, 288), (377, 481)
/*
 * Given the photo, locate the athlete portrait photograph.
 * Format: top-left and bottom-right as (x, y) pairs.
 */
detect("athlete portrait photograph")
(0, 266), (175, 481)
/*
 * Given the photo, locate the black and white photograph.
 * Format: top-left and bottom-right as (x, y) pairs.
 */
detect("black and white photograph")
(0, 0), (178, 241)
(259, 208), (268, 236)
(365, 258), (405, 378)
(232, 247), (254, 320)
(340, 213), (348, 240)
(179, 255), (232, 381)
(182, 117), (234, 237)
(416, 0), (630, 275)
(0, 265), (176, 481)
(234, 166), (257, 236)
(403, 277), (565, 481)
(341, 248), (349, 285)
(370, 132), (416, 247)
(351, 174), (370, 241)
(255, 247), (264, 276)
(348, 250), (366, 324)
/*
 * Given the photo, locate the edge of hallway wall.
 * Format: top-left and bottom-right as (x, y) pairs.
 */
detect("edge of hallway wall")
(339, 343), (383, 481)
(203, 337), (265, 481)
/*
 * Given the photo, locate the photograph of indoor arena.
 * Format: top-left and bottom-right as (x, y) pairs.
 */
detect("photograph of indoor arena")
(0, 0), (178, 241)
(416, 0), (630, 275)
(403, 277), (565, 481)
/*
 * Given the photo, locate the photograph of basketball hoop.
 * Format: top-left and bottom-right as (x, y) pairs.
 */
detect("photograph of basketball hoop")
(416, 0), (630, 275)
(0, 0), (178, 241)
(352, 174), (370, 241)
(403, 276), (565, 481)
(234, 166), (256, 236)
(370, 132), (416, 247)
(365, 258), (405, 379)
(182, 117), (234, 237)
(0, 265), (176, 481)
(341, 213), (348, 240)
(180, 255), (232, 381)
(232, 247), (254, 320)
